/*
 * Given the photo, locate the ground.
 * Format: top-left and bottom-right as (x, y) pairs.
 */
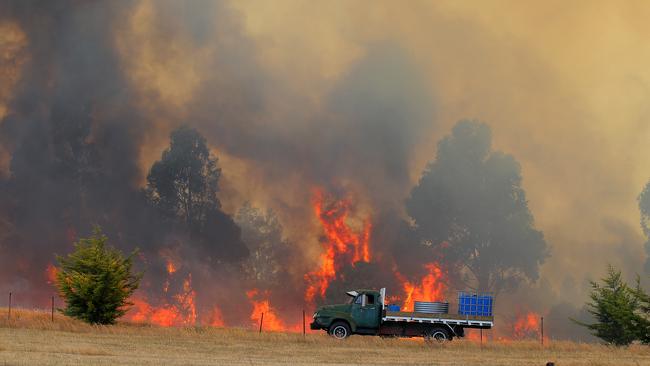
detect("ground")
(0, 308), (648, 365)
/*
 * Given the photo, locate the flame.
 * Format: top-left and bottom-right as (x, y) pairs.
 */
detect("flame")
(127, 267), (201, 326)
(464, 329), (483, 342)
(304, 189), (372, 302)
(247, 289), (300, 332)
(166, 259), (177, 274)
(150, 306), (180, 327)
(396, 263), (446, 311)
(513, 311), (540, 339)
(209, 307), (225, 327)
(45, 264), (58, 285)
(173, 274), (197, 325)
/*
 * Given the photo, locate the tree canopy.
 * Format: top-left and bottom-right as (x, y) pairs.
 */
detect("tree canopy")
(145, 126), (247, 262)
(406, 120), (548, 293)
(573, 266), (647, 346)
(55, 227), (141, 324)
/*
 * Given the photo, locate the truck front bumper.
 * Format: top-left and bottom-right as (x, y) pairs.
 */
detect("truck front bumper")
(310, 321), (324, 330)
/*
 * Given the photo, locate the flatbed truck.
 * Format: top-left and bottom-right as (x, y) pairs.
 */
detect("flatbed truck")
(310, 288), (493, 341)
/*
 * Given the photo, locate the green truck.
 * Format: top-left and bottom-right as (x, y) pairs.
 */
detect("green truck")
(310, 288), (494, 341)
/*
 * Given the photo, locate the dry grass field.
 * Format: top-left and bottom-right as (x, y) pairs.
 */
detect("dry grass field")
(0, 308), (648, 365)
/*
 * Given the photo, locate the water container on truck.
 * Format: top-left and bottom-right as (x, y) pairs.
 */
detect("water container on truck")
(458, 292), (493, 317)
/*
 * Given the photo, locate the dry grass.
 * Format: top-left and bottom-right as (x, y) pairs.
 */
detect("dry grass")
(0, 308), (648, 365)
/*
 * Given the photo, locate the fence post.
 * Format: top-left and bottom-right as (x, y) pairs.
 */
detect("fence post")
(480, 328), (483, 349)
(8, 292), (11, 320)
(541, 317), (544, 348)
(303, 310), (306, 336)
(259, 312), (264, 334)
(51, 296), (55, 322)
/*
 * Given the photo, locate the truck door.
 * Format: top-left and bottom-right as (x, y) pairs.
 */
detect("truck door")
(351, 293), (380, 329)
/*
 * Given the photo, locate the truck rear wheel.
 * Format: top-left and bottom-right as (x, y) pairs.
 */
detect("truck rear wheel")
(328, 321), (351, 340)
(424, 327), (451, 342)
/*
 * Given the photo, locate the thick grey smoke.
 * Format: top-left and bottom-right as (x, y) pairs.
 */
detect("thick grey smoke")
(0, 1), (617, 340)
(0, 2), (251, 318)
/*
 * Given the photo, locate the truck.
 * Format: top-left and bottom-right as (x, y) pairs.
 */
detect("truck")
(310, 288), (493, 341)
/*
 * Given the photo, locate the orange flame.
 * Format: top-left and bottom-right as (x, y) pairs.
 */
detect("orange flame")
(247, 289), (300, 332)
(304, 189), (371, 302)
(513, 311), (540, 339)
(209, 307), (225, 327)
(464, 329), (483, 342)
(127, 270), (201, 327)
(166, 259), (177, 274)
(45, 264), (58, 285)
(396, 263), (446, 311)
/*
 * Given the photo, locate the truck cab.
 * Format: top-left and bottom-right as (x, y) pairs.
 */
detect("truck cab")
(310, 289), (382, 339)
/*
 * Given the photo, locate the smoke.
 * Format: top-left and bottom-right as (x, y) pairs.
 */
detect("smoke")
(1, 0), (649, 340)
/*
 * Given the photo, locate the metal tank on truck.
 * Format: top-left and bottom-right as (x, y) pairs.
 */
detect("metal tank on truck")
(310, 288), (494, 341)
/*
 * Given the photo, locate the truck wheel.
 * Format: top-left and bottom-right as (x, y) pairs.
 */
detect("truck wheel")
(424, 327), (451, 342)
(328, 321), (351, 340)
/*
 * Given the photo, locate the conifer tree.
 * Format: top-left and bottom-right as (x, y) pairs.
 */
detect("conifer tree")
(573, 266), (640, 345)
(55, 227), (142, 324)
(631, 276), (650, 344)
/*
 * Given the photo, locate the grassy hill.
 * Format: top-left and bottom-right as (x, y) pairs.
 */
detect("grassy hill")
(0, 308), (648, 365)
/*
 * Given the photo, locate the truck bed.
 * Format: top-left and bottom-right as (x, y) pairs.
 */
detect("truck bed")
(383, 311), (493, 329)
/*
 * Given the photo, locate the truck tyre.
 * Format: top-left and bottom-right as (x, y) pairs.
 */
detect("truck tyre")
(328, 321), (351, 340)
(424, 327), (451, 342)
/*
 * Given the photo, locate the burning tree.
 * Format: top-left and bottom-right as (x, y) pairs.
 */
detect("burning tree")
(55, 227), (142, 325)
(406, 120), (548, 294)
(304, 189), (373, 304)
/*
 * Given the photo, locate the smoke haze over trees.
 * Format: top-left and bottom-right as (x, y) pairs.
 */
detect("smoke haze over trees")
(145, 126), (247, 263)
(407, 121), (548, 293)
(0, 0), (648, 341)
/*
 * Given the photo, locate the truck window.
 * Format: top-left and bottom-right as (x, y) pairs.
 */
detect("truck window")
(367, 294), (375, 305)
(354, 296), (362, 305)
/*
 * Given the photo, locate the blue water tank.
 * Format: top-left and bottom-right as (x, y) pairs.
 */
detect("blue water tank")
(458, 292), (493, 316)
(386, 304), (401, 312)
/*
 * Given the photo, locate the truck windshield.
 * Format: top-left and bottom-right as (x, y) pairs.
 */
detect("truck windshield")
(346, 295), (357, 304)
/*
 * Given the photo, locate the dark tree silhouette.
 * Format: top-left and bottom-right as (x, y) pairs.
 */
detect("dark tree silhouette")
(406, 120), (548, 293)
(145, 126), (247, 262)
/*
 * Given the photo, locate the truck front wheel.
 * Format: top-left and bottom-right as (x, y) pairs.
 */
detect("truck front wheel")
(328, 321), (351, 340)
(424, 327), (451, 342)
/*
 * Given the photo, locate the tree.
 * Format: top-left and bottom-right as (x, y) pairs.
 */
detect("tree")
(573, 266), (641, 346)
(638, 181), (650, 273)
(55, 227), (141, 324)
(236, 203), (291, 285)
(631, 276), (650, 343)
(146, 126), (222, 228)
(406, 120), (547, 293)
(145, 126), (247, 262)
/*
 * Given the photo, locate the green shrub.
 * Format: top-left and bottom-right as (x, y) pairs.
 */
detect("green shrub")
(55, 227), (142, 324)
